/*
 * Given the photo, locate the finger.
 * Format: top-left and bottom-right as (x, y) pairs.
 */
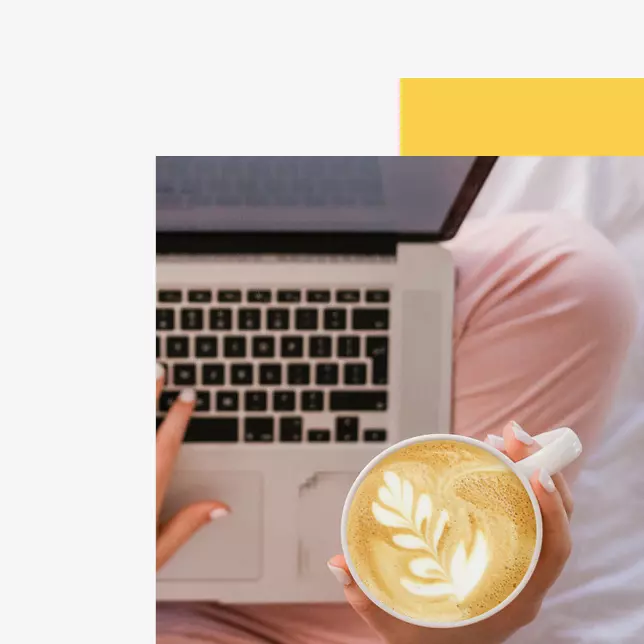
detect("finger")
(551, 473), (574, 518)
(503, 421), (573, 518)
(156, 388), (195, 516)
(156, 362), (165, 402)
(503, 420), (538, 461)
(484, 433), (506, 453)
(157, 501), (230, 570)
(523, 469), (572, 599)
(327, 555), (402, 636)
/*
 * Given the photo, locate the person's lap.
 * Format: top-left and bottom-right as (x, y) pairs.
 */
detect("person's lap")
(157, 213), (637, 643)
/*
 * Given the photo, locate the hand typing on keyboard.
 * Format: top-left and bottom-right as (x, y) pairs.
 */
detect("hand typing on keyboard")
(156, 363), (230, 571)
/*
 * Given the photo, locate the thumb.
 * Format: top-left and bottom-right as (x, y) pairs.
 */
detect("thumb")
(327, 555), (374, 614)
(327, 555), (397, 633)
(157, 501), (229, 570)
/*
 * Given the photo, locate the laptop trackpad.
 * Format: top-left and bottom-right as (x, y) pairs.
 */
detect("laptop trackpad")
(157, 471), (263, 581)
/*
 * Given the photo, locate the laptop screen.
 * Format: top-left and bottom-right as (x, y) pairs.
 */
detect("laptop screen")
(156, 156), (483, 234)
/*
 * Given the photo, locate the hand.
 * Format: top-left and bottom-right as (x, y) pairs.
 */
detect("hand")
(156, 364), (230, 570)
(328, 421), (574, 644)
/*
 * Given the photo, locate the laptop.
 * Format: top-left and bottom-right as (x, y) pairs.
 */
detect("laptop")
(155, 156), (497, 603)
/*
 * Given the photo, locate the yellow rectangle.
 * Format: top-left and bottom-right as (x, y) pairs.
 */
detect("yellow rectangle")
(400, 78), (644, 155)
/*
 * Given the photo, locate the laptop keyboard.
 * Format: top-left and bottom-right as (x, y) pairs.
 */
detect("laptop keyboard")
(156, 157), (385, 208)
(156, 287), (390, 444)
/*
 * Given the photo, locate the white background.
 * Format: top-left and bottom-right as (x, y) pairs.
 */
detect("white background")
(1, 1), (643, 643)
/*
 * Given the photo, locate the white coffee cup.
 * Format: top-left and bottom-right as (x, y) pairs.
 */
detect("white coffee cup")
(341, 427), (582, 629)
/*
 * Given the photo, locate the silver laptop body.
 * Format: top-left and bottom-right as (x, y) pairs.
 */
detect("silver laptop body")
(155, 156), (497, 602)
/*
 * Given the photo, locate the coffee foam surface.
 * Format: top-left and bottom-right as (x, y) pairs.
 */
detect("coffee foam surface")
(346, 440), (537, 623)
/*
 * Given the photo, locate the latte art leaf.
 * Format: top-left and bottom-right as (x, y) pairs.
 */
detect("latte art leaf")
(415, 493), (432, 532)
(409, 557), (444, 577)
(371, 470), (490, 602)
(384, 470), (402, 498)
(449, 530), (488, 601)
(433, 509), (449, 549)
(392, 534), (428, 550)
(371, 503), (410, 528)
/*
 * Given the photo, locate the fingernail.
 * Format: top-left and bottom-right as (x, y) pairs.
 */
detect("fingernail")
(486, 434), (505, 450)
(209, 507), (229, 521)
(179, 388), (196, 403)
(327, 562), (351, 586)
(538, 468), (556, 493)
(511, 421), (535, 446)
(156, 362), (165, 380)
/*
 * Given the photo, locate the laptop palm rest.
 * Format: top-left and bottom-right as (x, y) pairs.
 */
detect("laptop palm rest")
(157, 471), (263, 581)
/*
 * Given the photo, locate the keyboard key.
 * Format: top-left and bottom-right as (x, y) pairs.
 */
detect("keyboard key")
(248, 290), (272, 303)
(231, 363), (253, 385)
(366, 290), (390, 303)
(338, 336), (361, 358)
(202, 363), (225, 385)
(252, 336), (275, 358)
(366, 336), (389, 384)
(195, 336), (218, 357)
(365, 429), (387, 442)
(277, 289), (301, 303)
(224, 336), (246, 357)
(307, 290), (331, 303)
(158, 290), (182, 303)
(295, 308), (318, 330)
(245, 417), (274, 442)
(336, 290), (360, 303)
(301, 390), (324, 411)
(309, 336), (332, 358)
(210, 308), (232, 330)
(267, 308), (290, 330)
(308, 429), (331, 442)
(273, 390), (296, 411)
(288, 363), (310, 385)
(316, 363), (339, 385)
(188, 289), (212, 303)
(336, 417), (359, 441)
(245, 391), (267, 411)
(166, 336), (189, 357)
(156, 336), (161, 358)
(344, 363), (367, 385)
(218, 290), (242, 303)
(280, 417), (303, 442)
(173, 363), (196, 386)
(159, 390), (179, 411)
(281, 336), (303, 358)
(238, 308), (261, 330)
(181, 308), (204, 330)
(353, 308), (389, 330)
(260, 363), (282, 385)
(216, 391), (239, 411)
(157, 309), (175, 330)
(324, 309), (347, 330)
(195, 390), (211, 412)
(184, 417), (238, 443)
(330, 391), (387, 411)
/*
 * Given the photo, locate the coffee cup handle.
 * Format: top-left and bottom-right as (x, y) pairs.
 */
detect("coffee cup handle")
(514, 427), (583, 479)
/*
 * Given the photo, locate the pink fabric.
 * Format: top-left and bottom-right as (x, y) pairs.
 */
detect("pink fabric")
(157, 214), (637, 643)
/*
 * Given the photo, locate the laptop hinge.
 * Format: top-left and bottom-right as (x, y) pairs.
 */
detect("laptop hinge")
(156, 233), (398, 256)
(158, 253), (396, 264)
